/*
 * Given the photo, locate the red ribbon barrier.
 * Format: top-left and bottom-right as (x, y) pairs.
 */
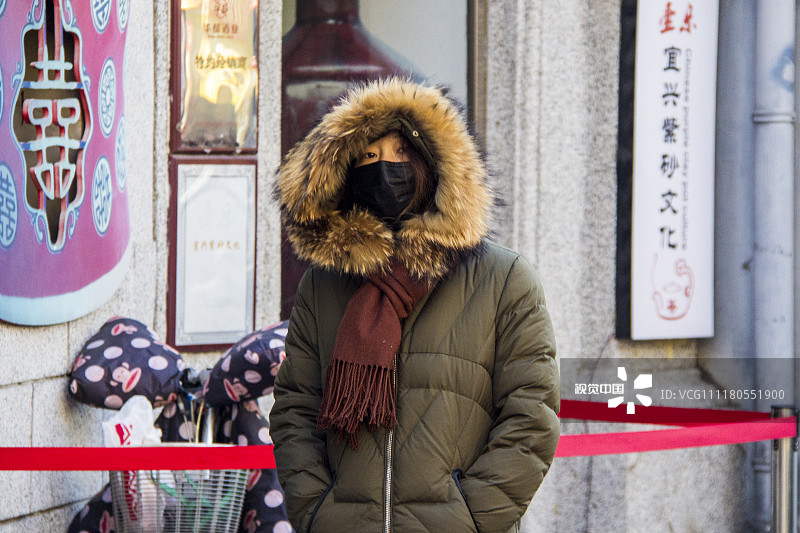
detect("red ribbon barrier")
(0, 401), (795, 468)
(556, 418), (796, 457)
(556, 399), (797, 457)
(0, 445), (275, 471)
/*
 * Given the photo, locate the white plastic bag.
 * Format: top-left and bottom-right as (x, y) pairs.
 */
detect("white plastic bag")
(103, 395), (162, 447)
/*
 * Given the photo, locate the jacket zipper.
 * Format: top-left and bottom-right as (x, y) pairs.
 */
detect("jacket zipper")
(384, 427), (394, 532)
(384, 353), (398, 533)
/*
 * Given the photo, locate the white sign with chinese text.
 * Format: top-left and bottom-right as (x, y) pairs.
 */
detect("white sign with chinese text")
(630, 0), (718, 339)
(176, 164), (255, 345)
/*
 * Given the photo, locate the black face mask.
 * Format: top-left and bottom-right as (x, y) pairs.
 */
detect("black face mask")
(345, 161), (415, 223)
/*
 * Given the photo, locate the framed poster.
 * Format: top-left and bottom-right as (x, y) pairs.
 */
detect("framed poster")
(167, 158), (256, 349)
(616, 0), (719, 340)
(171, 0), (259, 152)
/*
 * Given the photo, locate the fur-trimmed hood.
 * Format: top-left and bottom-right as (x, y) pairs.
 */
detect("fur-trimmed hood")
(275, 78), (494, 279)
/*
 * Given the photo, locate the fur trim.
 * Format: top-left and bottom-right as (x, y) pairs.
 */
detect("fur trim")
(275, 78), (495, 279)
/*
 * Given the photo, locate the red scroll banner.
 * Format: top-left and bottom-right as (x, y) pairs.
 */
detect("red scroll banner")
(556, 399), (797, 457)
(0, 401), (795, 469)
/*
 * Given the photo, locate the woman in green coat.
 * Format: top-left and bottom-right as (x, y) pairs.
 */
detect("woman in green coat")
(270, 77), (560, 533)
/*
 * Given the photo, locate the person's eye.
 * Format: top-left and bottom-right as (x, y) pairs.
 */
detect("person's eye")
(354, 151), (378, 167)
(363, 151), (377, 160)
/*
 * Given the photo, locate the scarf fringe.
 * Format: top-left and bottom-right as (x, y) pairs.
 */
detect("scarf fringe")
(317, 358), (396, 450)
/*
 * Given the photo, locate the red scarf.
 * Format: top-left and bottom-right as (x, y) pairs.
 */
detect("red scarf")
(317, 262), (430, 449)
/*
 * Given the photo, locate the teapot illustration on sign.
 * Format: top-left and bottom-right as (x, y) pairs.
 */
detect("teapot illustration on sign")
(651, 255), (694, 320)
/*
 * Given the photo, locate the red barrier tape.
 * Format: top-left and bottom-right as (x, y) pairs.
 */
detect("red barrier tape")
(555, 399), (797, 457)
(0, 401), (795, 468)
(555, 418), (796, 457)
(0, 445), (275, 471)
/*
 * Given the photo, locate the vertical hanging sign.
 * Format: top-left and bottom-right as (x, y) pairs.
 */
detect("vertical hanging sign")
(616, 0), (719, 340)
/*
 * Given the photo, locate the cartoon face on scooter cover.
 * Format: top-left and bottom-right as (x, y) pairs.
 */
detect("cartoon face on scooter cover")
(68, 317), (184, 409)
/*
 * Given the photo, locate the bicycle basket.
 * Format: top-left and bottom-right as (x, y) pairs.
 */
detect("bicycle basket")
(109, 466), (249, 533)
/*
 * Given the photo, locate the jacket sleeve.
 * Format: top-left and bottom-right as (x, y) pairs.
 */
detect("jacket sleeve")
(458, 255), (560, 533)
(269, 269), (333, 532)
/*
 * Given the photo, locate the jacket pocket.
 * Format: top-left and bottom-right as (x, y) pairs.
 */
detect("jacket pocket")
(452, 469), (480, 533)
(307, 472), (337, 533)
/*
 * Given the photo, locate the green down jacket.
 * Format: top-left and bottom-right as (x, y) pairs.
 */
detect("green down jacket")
(270, 78), (560, 533)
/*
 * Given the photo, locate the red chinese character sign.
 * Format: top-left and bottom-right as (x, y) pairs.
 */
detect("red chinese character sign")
(0, 0), (132, 325)
(616, 0), (718, 340)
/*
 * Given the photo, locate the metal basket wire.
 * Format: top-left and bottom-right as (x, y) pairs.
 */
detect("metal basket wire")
(109, 467), (249, 533)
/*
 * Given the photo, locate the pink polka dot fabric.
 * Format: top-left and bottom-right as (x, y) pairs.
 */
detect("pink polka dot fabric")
(203, 321), (288, 407)
(68, 317), (184, 409)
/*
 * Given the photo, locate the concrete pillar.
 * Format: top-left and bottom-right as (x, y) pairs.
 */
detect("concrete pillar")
(753, 1), (796, 530)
